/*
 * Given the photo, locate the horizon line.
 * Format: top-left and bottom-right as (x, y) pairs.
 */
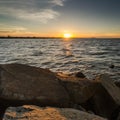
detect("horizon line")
(0, 36), (120, 39)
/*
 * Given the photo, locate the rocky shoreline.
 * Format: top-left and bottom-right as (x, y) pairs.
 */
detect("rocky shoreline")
(0, 63), (120, 120)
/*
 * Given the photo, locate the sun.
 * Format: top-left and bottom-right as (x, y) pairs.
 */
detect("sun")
(63, 33), (72, 38)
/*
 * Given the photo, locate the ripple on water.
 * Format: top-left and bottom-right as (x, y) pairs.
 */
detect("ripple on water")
(32, 51), (43, 56)
(0, 38), (119, 81)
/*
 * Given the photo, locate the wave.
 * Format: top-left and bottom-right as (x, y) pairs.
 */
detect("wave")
(32, 51), (43, 56)
(89, 51), (109, 55)
(0, 38), (119, 81)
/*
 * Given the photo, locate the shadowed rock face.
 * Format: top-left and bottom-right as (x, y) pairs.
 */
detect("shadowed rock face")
(90, 83), (118, 119)
(0, 63), (70, 107)
(90, 74), (120, 119)
(3, 105), (107, 120)
(57, 72), (96, 104)
(1, 64), (119, 120)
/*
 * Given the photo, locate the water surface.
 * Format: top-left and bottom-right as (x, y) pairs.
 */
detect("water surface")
(0, 38), (119, 81)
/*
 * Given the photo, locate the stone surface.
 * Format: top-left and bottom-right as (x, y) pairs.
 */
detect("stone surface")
(3, 105), (107, 120)
(115, 81), (120, 88)
(96, 74), (120, 105)
(90, 74), (120, 119)
(75, 72), (86, 78)
(117, 112), (120, 120)
(0, 63), (70, 107)
(109, 64), (115, 69)
(57, 72), (96, 104)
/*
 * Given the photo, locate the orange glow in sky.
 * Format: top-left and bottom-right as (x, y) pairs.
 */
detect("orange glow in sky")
(0, 31), (120, 38)
(0, 1), (120, 38)
(63, 33), (72, 38)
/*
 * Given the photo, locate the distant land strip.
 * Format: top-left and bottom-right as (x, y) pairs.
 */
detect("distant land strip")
(0, 36), (120, 39)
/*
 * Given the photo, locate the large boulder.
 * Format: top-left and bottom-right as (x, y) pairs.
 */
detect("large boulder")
(117, 112), (120, 120)
(3, 105), (107, 120)
(57, 72), (96, 104)
(90, 74), (120, 119)
(0, 63), (70, 107)
(115, 81), (120, 88)
(99, 74), (120, 105)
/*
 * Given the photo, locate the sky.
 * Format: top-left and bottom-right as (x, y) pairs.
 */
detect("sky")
(0, 0), (120, 38)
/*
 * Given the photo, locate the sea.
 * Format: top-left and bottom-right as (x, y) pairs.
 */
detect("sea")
(0, 38), (120, 81)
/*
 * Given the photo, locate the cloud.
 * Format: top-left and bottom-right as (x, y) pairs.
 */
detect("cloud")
(51, 0), (66, 6)
(16, 9), (59, 23)
(0, 0), (66, 23)
(0, 24), (27, 32)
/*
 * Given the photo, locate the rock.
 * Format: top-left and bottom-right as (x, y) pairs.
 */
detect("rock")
(97, 74), (120, 105)
(115, 81), (120, 88)
(117, 112), (120, 120)
(57, 72), (96, 104)
(72, 104), (86, 112)
(109, 64), (115, 69)
(3, 105), (107, 120)
(90, 74), (120, 119)
(0, 63), (70, 107)
(75, 72), (86, 78)
(112, 107), (120, 120)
